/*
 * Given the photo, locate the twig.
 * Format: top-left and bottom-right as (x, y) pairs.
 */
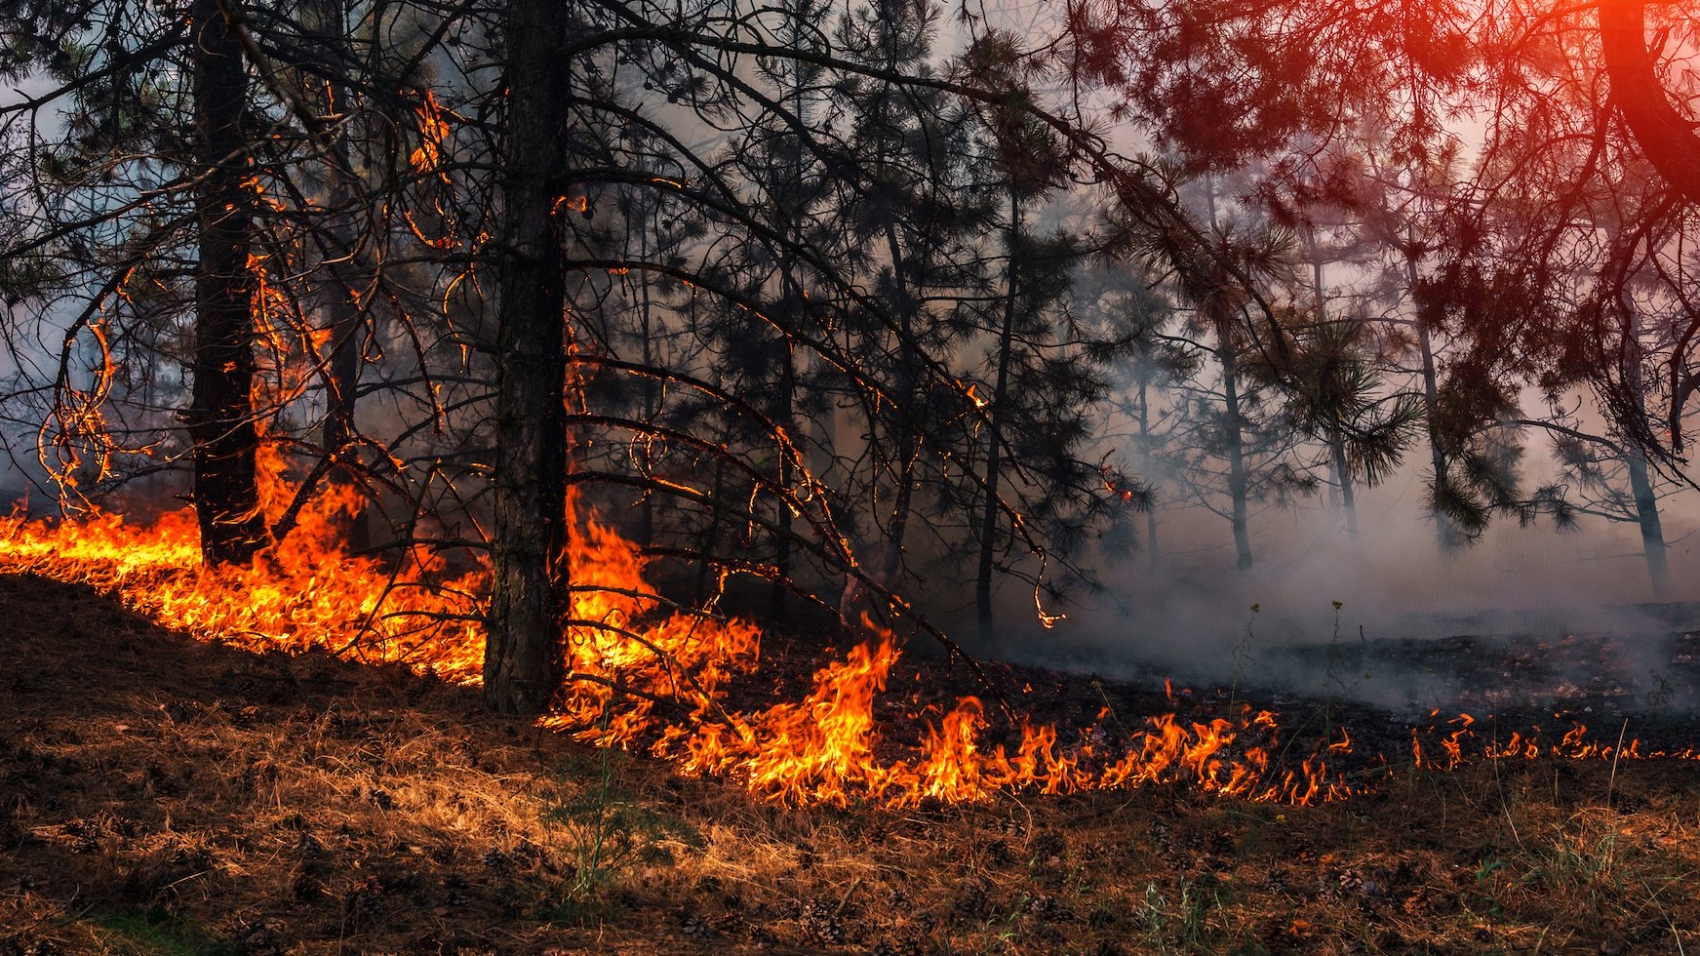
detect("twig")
(833, 877), (862, 919)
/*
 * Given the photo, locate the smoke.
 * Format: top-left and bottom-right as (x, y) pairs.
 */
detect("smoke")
(981, 455), (1700, 718)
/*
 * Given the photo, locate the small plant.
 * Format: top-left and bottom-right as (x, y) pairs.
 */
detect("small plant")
(1227, 604), (1260, 710)
(1287, 600), (1368, 757)
(1521, 813), (1624, 896)
(1474, 851), (1507, 916)
(1321, 600), (1348, 737)
(88, 907), (241, 956)
(1136, 880), (1170, 948)
(1177, 879), (1212, 950)
(1645, 669), (1677, 708)
(544, 744), (702, 912)
(1134, 878), (1218, 954)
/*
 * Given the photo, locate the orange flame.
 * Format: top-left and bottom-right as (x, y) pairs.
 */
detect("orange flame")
(0, 469), (1378, 808)
(410, 91), (451, 181)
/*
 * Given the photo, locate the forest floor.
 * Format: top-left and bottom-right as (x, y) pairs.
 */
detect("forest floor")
(4, 573), (1700, 955)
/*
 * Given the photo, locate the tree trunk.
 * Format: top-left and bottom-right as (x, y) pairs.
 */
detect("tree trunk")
(1203, 180), (1252, 570)
(312, 0), (368, 552)
(977, 194), (1022, 643)
(636, 205), (658, 548)
(1619, 294), (1671, 598)
(693, 457), (728, 606)
(1600, 0), (1700, 209)
(769, 343), (794, 623)
(189, 0), (269, 566)
(485, 0), (569, 715)
(1219, 334), (1253, 571)
(1136, 373), (1159, 574)
(1625, 446), (1671, 598)
(1330, 424), (1357, 541)
(1410, 245), (1458, 553)
(880, 220), (921, 594)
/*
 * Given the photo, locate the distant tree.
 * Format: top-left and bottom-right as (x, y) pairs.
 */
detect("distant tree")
(946, 46), (1138, 642)
(1281, 315), (1423, 540)
(818, 0), (990, 603)
(1523, 401), (1676, 597)
(1084, 262), (1192, 574)
(1144, 182), (1309, 572)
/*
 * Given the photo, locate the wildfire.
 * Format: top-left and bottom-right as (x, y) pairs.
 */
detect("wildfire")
(5, 468), (1672, 811)
(1412, 710), (1700, 769)
(0, 478), (487, 686)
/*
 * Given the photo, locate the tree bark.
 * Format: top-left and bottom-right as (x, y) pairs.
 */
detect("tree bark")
(189, 0), (269, 566)
(1136, 373), (1160, 574)
(484, 0), (569, 715)
(880, 219), (921, 595)
(769, 343), (794, 623)
(1329, 424), (1358, 541)
(1619, 292), (1671, 598)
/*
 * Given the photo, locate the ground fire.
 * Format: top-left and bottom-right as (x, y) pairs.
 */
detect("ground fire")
(3, 472), (1691, 813)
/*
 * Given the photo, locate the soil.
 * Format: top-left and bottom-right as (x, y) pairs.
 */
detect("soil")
(4, 572), (1700, 954)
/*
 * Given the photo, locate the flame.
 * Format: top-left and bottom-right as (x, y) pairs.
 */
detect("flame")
(0, 489), (486, 685)
(409, 91), (451, 181)
(1410, 715), (1699, 768)
(0, 467), (1420, 809)
(9, 473), (1693, 809)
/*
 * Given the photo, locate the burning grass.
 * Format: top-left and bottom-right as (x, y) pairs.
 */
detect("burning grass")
(5, 489), (1700, 951)
(4, 575), (1700, 954)
(0, 498), (1360, 808)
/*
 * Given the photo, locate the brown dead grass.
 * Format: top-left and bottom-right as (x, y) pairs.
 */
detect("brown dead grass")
(2, 572), (1699, 954)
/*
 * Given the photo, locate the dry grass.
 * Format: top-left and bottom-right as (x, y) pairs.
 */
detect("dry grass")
(2, 573), (1698, 954)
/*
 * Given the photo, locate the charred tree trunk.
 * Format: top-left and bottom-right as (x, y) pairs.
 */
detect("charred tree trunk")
(485, 0), (568, 715)
(189, 0), (268, 566)
(976, 193), (1022, 643)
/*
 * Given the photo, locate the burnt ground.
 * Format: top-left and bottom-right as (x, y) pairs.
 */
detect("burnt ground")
(4, 573), (1700, 954)
(1263, 625), (1700, 749)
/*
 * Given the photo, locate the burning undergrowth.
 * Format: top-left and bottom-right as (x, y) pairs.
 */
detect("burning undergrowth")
(0, 478), (1696, 952)
(3, 475), (1699, 818)
(5, 574), (1700, 954)
(0, 484), (1374, 808)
